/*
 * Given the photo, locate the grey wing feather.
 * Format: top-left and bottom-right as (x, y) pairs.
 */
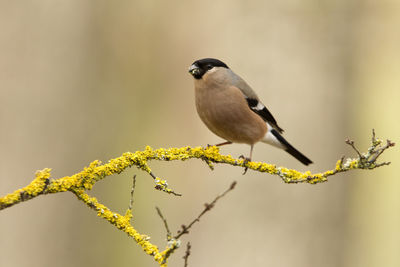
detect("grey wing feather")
(245, 98), (284, 133)
(228, 70), (284, 133)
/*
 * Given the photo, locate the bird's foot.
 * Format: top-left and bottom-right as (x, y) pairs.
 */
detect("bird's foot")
(239, 155), (251, 175)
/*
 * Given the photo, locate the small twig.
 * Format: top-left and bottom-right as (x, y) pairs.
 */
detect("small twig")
(156, 206), (172, 240)
(175, 181), (237, 239)
(345, 138), (364, 159)
(344, 129), (395, 168)
(375, 161), (392, 167)
(183, 242), (191, 267)
(149, 171), (157, 180)
(338, 155), (345, 169)
(128, 175), (137, 212)
(368, 139), (395, 164)
(372, 128), (376, 143)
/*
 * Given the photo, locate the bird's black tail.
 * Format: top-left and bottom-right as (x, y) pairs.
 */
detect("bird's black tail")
(270, 129), (313, 165)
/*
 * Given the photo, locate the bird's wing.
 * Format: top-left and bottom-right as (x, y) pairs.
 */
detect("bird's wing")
(245, 97), (284, 133)
(230, 71), (284, 133)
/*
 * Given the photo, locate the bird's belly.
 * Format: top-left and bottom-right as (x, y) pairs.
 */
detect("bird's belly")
(195, 90), (267, 144)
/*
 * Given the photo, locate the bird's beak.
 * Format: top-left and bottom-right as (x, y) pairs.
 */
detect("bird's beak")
(188, 64), (200, 76)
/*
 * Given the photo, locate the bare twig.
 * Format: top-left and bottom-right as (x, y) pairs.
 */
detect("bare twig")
(344, 129), (395, 168)
(368, 139), (395, 164)
(149, 171), (157, 179)
(183, 242), (191, 267)
(128, 175), (137, 213)
(175, 181), (237, 239)
(156, 206), (172, 240)
(345, 138), (364, 159)
(372, 128), (376, 143)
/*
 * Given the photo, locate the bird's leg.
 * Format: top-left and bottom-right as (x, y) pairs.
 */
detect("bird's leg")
(215, 141), (232, 146)
(239, 144), (253, 175)
(206, 141), (232, 148)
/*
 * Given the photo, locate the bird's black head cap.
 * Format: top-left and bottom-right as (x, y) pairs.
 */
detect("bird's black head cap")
(189, 58), (229, 79)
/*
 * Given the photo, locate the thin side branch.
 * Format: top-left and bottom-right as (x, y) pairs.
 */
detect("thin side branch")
(129, 175), (136, 212)
(154, 181), (237, 263)
(183, 242), (191, 267)
(125, 175), (137, 221)
(175, 181), (237, 239)
(156, 206), (172, 241)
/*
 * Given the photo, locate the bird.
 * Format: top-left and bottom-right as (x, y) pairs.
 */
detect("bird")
(188, 58), (312, 167)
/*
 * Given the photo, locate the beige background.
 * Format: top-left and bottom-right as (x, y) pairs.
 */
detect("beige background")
(0, 1), (399, 266)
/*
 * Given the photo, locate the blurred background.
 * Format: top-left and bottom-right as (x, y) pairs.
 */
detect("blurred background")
(0, 1), (399, 266)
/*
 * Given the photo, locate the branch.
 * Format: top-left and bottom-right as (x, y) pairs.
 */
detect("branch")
(126, 175), (136, 221)
(175, 181), (237, 239)
(0, 130), (395, 266)
(155, 181), (237, 263)
(183, 242), (191, 267)
(156, 206), (172, 241)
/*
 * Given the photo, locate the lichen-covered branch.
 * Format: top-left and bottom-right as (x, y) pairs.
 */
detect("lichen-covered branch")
(0, 130), (395, 266)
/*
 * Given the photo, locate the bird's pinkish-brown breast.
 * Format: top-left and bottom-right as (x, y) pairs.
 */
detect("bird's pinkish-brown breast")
(194, 77), (267, 144)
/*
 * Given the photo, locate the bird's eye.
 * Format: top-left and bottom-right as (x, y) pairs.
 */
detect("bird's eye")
(206, 65), (213, 70)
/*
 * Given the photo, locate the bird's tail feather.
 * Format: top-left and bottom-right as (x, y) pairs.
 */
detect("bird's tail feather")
(265, 129), (313, 166)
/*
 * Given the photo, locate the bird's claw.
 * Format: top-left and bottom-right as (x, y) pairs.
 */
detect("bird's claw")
(239, 155), (251, 175)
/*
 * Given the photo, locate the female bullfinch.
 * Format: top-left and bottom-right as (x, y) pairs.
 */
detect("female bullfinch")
(188, 58), (312, 166)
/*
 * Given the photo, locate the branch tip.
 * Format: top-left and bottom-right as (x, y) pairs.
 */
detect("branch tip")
(155, 206), (172, 240)
(183, 242), (191, 267)
(174, 181), (237, 239)
(345, 138), (363, 159)
(128, 175), (137, 213)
